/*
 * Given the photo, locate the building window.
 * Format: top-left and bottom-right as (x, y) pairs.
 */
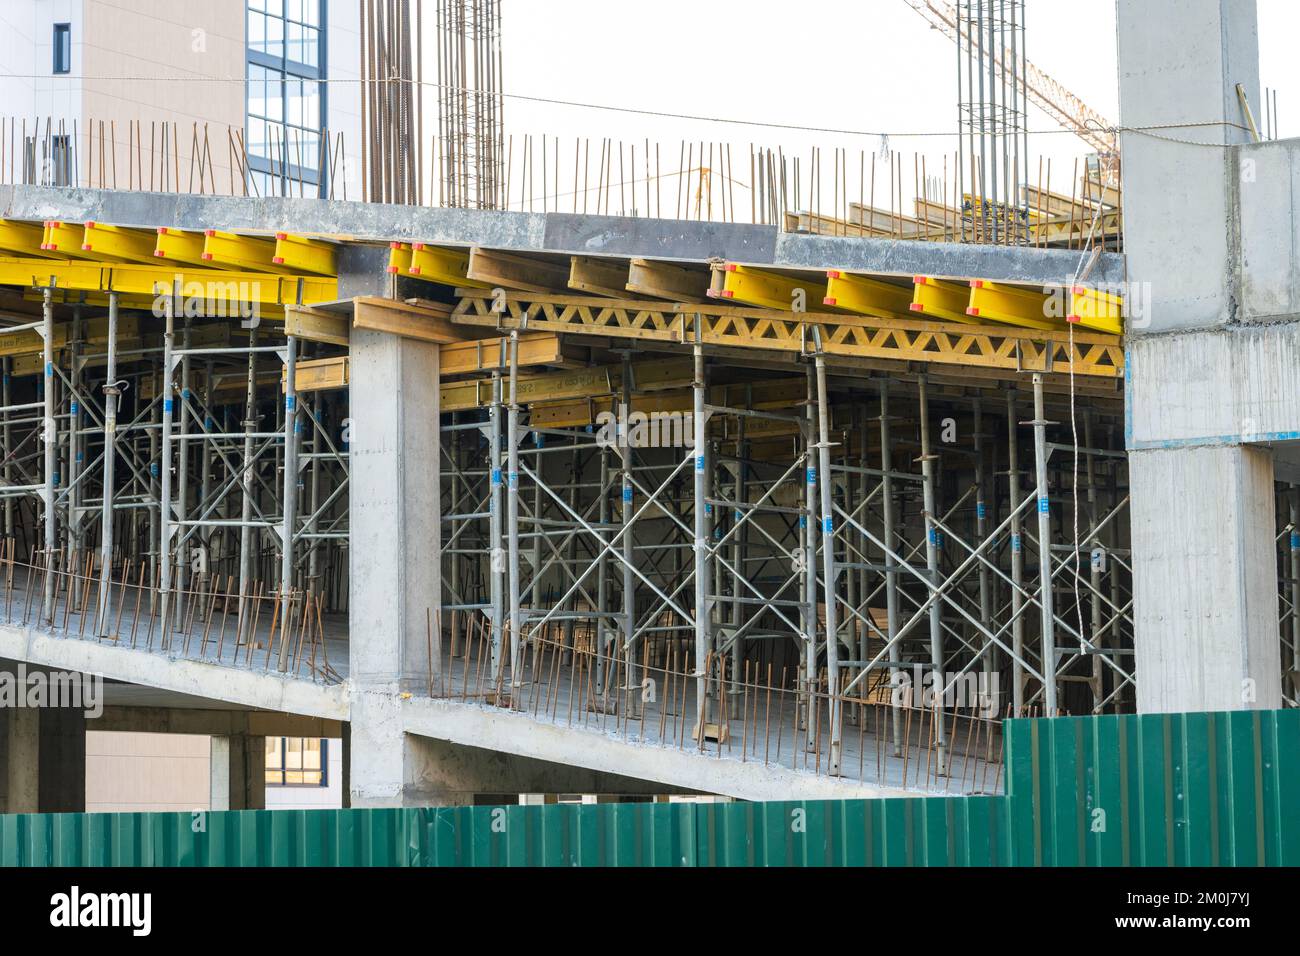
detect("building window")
(265, 737), (328, 787)
(52, 23), (72, 74)
(246, 0), (326, 196)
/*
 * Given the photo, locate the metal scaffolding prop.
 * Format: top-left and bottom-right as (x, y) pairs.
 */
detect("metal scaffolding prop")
(2, 240), (1296, 791)
(431, 303), (1164, 790)
(0, 286), (348, 680)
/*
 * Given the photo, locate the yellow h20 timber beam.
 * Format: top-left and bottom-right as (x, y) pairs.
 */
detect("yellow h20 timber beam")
(407, 243), (493, 289)
(0, 257), (336, 306)
(41, 222), (102, 261)
(708, 263), (828, 311)
(823, 270), (913, 319)
(80, 222), (164, 264)
(201, 230), (288, 273)
(387, 242), (413, 275)
(1068, 285), (1124, 335)
(910, 276), (980, 325)
(272, 233), (338, 276)
(153, 227), (210, 266)
(966, 280), (1057, 331)
(0, 220), (56, 258)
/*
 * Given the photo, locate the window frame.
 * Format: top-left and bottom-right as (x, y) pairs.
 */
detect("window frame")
(52, 23), (72, 75)
(264, 736), (329, 788)
(244, 0), (329, 196)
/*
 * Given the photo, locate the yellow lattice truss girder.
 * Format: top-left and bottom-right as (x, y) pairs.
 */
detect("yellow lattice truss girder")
(450, 291), (1124, 379)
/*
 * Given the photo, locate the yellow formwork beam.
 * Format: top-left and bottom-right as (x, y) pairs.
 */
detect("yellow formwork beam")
(272, 233), (338, 275)
(386, 242), (413, 275)
(153, 227), (209, 265)
(201, 230), (287, 273)
(41, 222), (105, 261)
(0, 220), (55, 258)
(823, 270), (913, 319)
(80, 222), (163, 264)
(966, 280), (1057, 331)
(909, 276), (980, 325)
(405, 243), (493, 288)
(0, 257), (336, 307)
(452, 291), (1126, 380)
(708, 263), (829, 311)
(1068, 285), (1124, 335)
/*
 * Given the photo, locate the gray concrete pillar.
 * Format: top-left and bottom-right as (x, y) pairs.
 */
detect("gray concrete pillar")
(1130, 445), (1281, 712)
(347, 327), (441, 806)
(1118, 0), (1259, 336)
(349, 327), (440, 692)
(3, 706), (86, 814)
(1118, 0), (1283, 712)
(209, 734), (266, 811)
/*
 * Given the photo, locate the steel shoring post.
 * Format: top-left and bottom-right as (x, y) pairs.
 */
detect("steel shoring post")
(2, 356), (12, 542)
(41, 287), (56, 623)
(1007, 391), (1025, 714)
(66, 306), (82, 606)
(620, 355), (637, 715)
(595, 441), (610, 694)
(276, 334), (300, 673)
(158, 291), (175, 646)
(506, 332), (522, 699)
(1084, 413), (1103, 711)
(96, 294), (120, 630)
(488, 370), (505, 679)
(238, 328), (258, 643)
(1032, 373), (1057, 715)
(1292, 485), (1300, 678)
(813, 345), (842, 774)
(199, 359), (214, 599)
(174, 318), (191, 631)
(974, 397), (994, 714)
(880, 380), (903, 754)
(802, 367), (817, 748)
(918, 373), (946, 776)
(692, 338), (710, 742)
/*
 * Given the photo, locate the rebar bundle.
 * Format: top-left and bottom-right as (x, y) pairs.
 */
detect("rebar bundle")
(436, 0), (504, 209)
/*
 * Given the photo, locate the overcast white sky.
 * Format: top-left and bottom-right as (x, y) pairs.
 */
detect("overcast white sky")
(490, 0), (1295, 214)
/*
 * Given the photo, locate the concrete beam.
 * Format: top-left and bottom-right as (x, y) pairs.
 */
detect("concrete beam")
(402, 697), (919, 803)
(95, 706), (344, 739)
(0, 623), (349, 722)
(0, 185), (1126, 288)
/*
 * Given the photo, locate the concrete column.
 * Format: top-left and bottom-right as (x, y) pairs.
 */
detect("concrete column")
(1118, 0), (1258, 336)
(348, 327), (441, 806)
(1119, 0), (1284, 712)
(3, 706), (86, 814)
(1130, 445), (1281, 712)
(349, 327), (440, 692)
(209, 735), (266, 811)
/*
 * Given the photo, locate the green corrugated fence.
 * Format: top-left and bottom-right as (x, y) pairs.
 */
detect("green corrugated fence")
(1, 709), (1296, 866)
